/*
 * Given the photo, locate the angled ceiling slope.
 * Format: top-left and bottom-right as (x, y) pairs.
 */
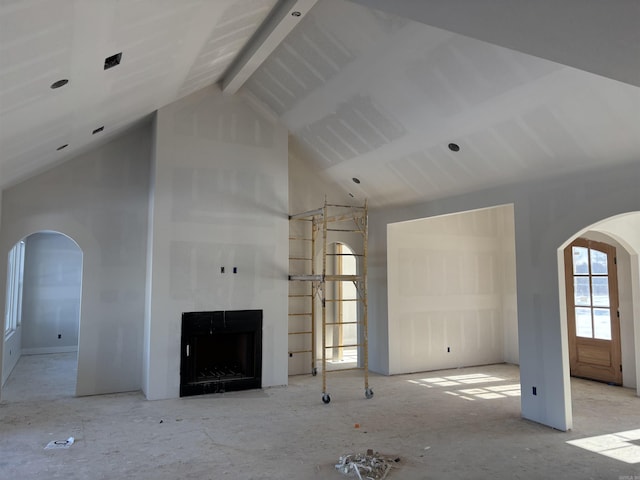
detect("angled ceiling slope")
(1, 0), (639, 210)
(0, 0), (282, 188)
(241, 0), (640, 207)
(350, 0), (640, 88)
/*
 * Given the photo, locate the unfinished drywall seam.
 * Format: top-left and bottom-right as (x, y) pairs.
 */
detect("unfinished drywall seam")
(145, 86), (289, 399)
(386, 204), (517, 374)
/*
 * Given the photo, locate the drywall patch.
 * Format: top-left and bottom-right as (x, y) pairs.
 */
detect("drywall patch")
(297, 95), (406, 165)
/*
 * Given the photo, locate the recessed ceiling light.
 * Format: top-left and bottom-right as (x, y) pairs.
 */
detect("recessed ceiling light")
(92, 126), (104, 134)
(50, 79), (69, 89)
(291, 11), (301, 17)
(56, 144), (69, 151)
(448, 143), (460, 152)
(352, 177), (361, 184)
(104, 52), (122, 70)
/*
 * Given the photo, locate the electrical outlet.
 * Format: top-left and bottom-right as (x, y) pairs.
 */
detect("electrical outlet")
(58, 334), (62, 339)
(447, 347), (450, 353)
(532, 386), (537, 395)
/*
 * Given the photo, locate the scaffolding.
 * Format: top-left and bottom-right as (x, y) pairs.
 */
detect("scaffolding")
(288, 199), (372, 404)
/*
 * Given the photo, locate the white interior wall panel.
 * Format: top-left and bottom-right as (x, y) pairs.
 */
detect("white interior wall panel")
(499, 207), (519, 364)
(1, 315), (20, 386)
(387, 205), (516, 374)
(0, 124), (152, 396)
(144, 86), (288, 399)
(21, 232), (82, 354)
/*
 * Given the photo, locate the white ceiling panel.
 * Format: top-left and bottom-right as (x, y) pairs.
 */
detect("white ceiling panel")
(243, 0), (640, 207)
(0, 0), (638, 208)
(178, 0), (278, 99)
(0, 0), (276, 187)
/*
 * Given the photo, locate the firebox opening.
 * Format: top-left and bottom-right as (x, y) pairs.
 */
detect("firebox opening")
(192, 332), (255, 382)
(180, 310), (262, 397)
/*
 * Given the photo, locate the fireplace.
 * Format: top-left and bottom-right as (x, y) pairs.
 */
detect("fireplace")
(180, 310), (262, 397)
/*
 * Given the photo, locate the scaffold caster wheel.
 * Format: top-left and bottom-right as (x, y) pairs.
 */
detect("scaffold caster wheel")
(322, 393), (331, 404)
(365, 388), (374, 399)
(312, 367), (317, 376)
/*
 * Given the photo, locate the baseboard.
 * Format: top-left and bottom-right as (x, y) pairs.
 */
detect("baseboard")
(22, 346), (78, 355)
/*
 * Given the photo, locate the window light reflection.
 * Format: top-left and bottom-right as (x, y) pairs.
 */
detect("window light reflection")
(407, 373), (521, 401)
(567, 429), (640, 464)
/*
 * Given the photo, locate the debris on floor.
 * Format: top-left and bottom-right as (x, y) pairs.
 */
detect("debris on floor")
(335, 449), (399, 479)
(45, 437), (74, 450)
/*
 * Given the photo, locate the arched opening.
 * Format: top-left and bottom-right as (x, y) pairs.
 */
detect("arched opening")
(323, 242), (360, 370)
(1, 231), (83, 401)
(558, 212), (640, 423)
(563, 237), (622, 385)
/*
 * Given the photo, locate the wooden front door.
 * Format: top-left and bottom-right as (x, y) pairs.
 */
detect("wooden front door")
(564, 238), (622, 385)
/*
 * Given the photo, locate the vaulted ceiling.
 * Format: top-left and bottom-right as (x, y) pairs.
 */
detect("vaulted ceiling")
(1, 0), (639, 208)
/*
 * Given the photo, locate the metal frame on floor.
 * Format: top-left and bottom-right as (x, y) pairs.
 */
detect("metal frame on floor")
(288, 198), (372, 404)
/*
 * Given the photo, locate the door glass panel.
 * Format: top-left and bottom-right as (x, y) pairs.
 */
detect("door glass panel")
(591, 277), (610, 307)
(572, 247), (589, 274)
(575, 307), (593, 338)
(590, 249), (608, 274)
(593, 308), (612, 340)
(567, 240), (619, 383)
(573, 277), (591, 306)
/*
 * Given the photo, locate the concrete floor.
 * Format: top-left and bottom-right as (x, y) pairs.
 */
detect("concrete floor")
(1, 354), (640, 479)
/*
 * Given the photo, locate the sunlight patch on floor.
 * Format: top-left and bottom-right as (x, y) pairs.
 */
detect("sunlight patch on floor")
(327, 348), (358, 365)
(567, 429), (640, 464)
(407, 373), (521, 401)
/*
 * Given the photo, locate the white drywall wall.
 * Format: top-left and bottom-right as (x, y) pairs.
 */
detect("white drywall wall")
(21, 232), (82, 354)
(0, 123), (151, 397)
(287, 148), (356, 375)
(144, 86), (289, 399)
(387, 205), (517, 374)
(499, 209), (519, 364)
(288, 147), (353, 214)
(369, 160), (640, 431)
(1, 323), (20, 386)
(0, 194), (19, 387)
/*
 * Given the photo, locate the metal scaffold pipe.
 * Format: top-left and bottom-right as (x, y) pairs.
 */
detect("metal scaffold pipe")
(287, 197), (372, 404)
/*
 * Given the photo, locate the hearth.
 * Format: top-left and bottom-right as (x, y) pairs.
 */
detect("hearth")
(180, 310), (262, 397)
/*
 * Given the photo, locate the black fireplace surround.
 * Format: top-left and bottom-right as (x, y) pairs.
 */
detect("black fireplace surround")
(180, 310), (262, 397)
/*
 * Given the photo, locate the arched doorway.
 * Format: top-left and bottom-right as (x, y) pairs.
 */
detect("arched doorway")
(1, 231), (83, 401)
(563, 237), (622, 385)
(559, 212), (640, 397)
(323, 242), (360, 369)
